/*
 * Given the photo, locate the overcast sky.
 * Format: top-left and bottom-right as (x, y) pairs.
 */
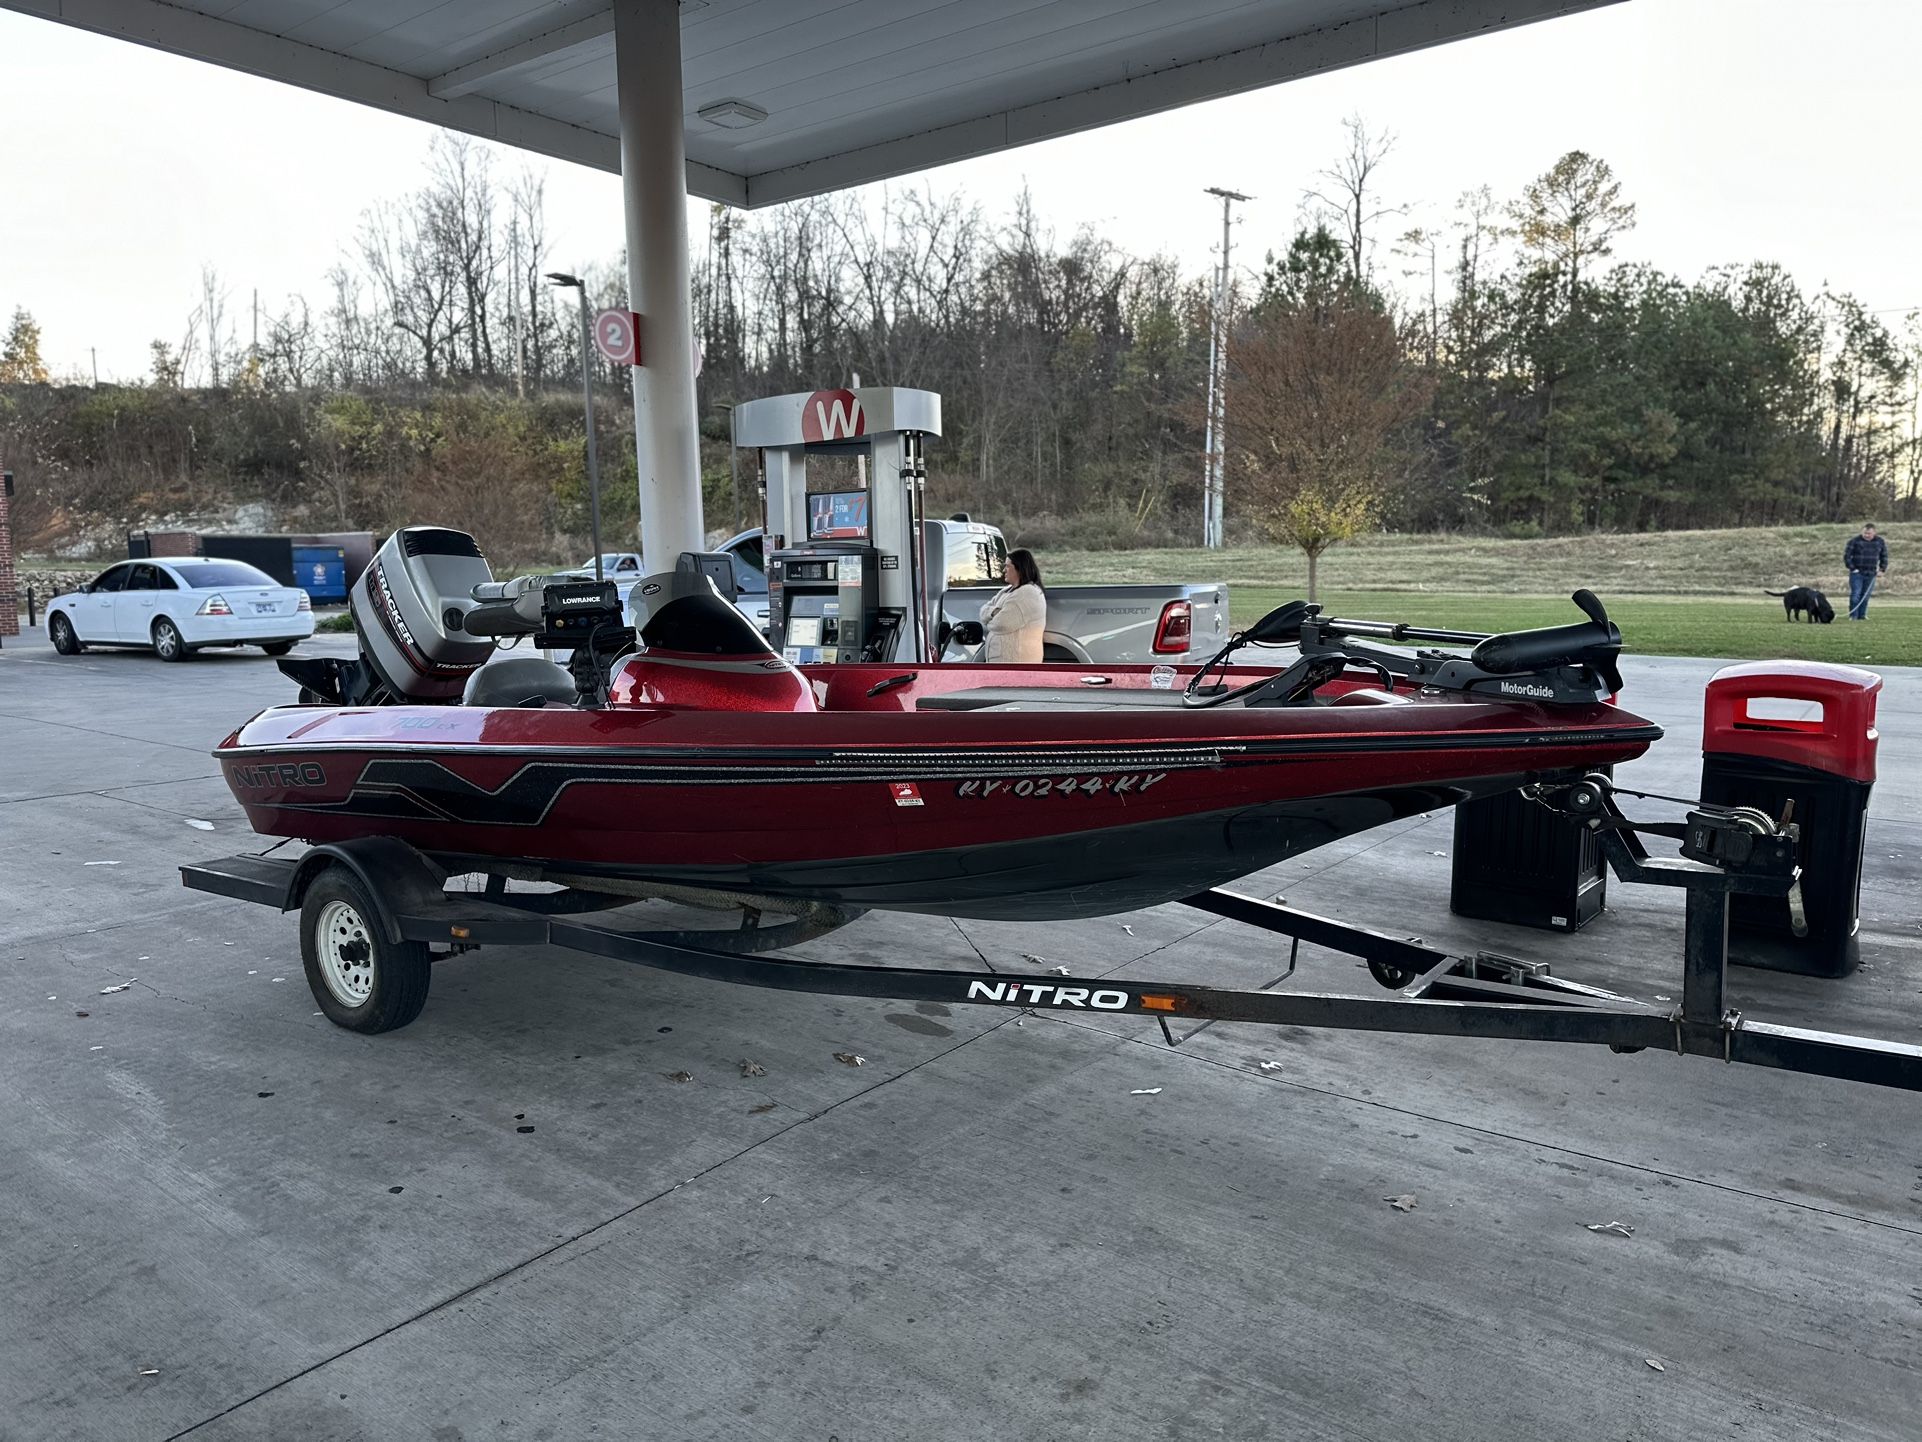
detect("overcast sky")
(2, 0), (1918, 380)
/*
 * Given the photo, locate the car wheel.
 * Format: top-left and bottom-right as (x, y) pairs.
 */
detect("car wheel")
(49, 613), (85, 655)
(300, 869), (432, 1033)
(261, 641), (296, 656)
(152, 617), (191, 662)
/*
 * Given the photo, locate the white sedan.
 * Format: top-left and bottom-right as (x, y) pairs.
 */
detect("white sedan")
(45, 557), (315, 662)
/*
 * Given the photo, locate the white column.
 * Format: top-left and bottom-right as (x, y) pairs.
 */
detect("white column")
(614, 0), (704, 573)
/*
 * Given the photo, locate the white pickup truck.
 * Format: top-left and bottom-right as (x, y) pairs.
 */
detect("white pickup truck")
(566, 521), (1230, 665)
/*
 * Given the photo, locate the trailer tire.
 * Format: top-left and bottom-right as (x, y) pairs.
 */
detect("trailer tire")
(300, 868), (431, 1033)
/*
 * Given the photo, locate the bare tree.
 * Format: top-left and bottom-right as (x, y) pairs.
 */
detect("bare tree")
(359, 197), (461, 381)
(262, 296), (319, 390)
(426, 135), (500, 377)
(1226, 298), (1427, 598)
(1304, 114), (1402, 288)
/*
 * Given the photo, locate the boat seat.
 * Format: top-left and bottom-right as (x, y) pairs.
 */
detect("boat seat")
(462, 655), (579, 708)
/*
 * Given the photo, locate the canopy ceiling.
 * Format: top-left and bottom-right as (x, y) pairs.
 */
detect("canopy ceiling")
(7, 0), (1619, 205)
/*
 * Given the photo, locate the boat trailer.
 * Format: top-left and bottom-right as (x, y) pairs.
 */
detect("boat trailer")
(180, 776), (1922, 1093)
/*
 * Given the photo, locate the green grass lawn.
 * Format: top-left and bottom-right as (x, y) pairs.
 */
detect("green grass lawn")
(1033, 521), (1919, 665)
(1224, 589), (1921, 667)
(1044, 521), (1920, 599)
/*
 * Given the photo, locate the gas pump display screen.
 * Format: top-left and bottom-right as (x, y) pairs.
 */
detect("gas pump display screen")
(807, 490), (870, 541)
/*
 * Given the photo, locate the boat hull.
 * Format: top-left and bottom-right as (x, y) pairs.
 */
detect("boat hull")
(217, 675), (1661, 920)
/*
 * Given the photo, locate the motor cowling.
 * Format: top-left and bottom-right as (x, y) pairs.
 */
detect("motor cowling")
(352, 526), (498, 700)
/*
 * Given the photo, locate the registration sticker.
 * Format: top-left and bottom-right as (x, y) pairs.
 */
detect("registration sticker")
(889, 782), (924, 807)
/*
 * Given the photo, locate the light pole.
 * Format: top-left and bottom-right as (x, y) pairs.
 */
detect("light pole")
(547, 271), (604, 582)
(1201, 187), (1251, 550)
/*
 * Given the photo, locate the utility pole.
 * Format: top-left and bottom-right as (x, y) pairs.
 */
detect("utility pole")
(1201, 187), (1251, 550)
(508, 216), (525, 398)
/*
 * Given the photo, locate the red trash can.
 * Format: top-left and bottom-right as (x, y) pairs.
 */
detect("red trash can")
(1699, 661), (1880, 977)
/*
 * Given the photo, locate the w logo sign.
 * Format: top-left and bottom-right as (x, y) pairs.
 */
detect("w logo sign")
(802, 389), (865, 443)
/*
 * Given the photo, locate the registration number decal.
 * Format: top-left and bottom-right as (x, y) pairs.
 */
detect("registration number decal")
(955, 772), (1166, 799)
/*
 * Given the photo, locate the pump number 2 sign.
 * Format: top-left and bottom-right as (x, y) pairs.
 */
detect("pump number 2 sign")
(593, 309), (641, 366)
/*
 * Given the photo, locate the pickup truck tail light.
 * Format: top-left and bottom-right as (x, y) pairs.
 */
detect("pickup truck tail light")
(1152, 600), (1192, 655)
(197, 594), (233, 617)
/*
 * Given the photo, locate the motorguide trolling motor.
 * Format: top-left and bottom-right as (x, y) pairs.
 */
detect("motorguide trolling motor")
(1184, 590), (1625, 708)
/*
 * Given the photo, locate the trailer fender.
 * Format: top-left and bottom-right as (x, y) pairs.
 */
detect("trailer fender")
(286, 838), (448, 945)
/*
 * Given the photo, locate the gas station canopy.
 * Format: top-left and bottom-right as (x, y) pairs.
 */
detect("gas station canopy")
(9, 0), (1616, 206)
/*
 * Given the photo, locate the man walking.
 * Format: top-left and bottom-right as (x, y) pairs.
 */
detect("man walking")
(1844, 522), (1889, 620)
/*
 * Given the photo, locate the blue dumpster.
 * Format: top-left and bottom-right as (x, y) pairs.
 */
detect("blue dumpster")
(292, 545), (349, 603)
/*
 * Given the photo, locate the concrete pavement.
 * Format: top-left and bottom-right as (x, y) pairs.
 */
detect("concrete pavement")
(1, 631), (1917, 1441)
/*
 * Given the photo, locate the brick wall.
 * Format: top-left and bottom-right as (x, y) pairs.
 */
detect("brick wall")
(0, 471), (18, 640)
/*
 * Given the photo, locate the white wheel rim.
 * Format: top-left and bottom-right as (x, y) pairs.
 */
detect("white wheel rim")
(157, 625), (176, 657)
(315, 898), (376, 1006)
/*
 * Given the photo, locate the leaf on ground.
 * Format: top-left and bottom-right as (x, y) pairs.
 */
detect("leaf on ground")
(1129, 1087), (1162, 1095)
(1385, 1194), (1418, 1212)
(747, 1103), (777, 1115)
(833, 1052), (865, 1067)
(1258, 1060), (1284, 1072)
(1049, 965), (1071, 975)
(98, 981), (135, 995)
(83, 861), (121, 867)
(185, 819), (215, 831)
(1120, 924), (1135, 936)
(1586, 1221), (1635, 1237)
(137, 1367), (160, 1377)
(739, 1059), (766, 1077)
(661, 1070), (694, 1083)
(1021, 953), (1045, 965)
(1645, 1358), (1665, 1372)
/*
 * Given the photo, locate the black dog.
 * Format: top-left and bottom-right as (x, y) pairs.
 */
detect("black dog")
(1765, 587), (1834, 624)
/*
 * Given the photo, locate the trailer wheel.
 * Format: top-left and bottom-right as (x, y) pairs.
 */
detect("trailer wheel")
(300, 869), (431, 1033)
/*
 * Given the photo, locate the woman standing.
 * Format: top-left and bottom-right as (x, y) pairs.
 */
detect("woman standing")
(978, 548), (1047, 663)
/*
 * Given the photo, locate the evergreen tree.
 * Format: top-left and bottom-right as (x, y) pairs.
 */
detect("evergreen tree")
(0, 307), (49, 384)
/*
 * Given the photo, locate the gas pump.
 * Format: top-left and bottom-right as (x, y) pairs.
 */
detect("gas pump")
(731, 387), (941, 665)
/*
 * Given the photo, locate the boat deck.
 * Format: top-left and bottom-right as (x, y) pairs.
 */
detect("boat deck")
(2, 634), (1917, 1441)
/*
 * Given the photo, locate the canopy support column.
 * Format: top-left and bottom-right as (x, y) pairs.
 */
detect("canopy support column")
(614, 0), (703, 573)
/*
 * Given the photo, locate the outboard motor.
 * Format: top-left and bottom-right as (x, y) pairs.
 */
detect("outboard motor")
(355, 526), (499, 699)
(279, 526), (500, 705)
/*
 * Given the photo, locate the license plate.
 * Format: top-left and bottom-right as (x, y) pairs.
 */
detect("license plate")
(254, 603), (277, 614)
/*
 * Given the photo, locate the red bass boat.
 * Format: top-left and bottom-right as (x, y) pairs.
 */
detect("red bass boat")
(219, 528), (1660, 921)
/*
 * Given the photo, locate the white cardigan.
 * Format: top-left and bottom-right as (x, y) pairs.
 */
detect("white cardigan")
(979, 583), (1046, 663)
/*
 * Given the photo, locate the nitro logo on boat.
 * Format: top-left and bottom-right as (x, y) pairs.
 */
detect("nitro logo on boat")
(966, 980), (1129, 1010)
(955, 772), (1167, 799)
(230, 761), (326, 789)
(1498, 681), (1555, 698)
